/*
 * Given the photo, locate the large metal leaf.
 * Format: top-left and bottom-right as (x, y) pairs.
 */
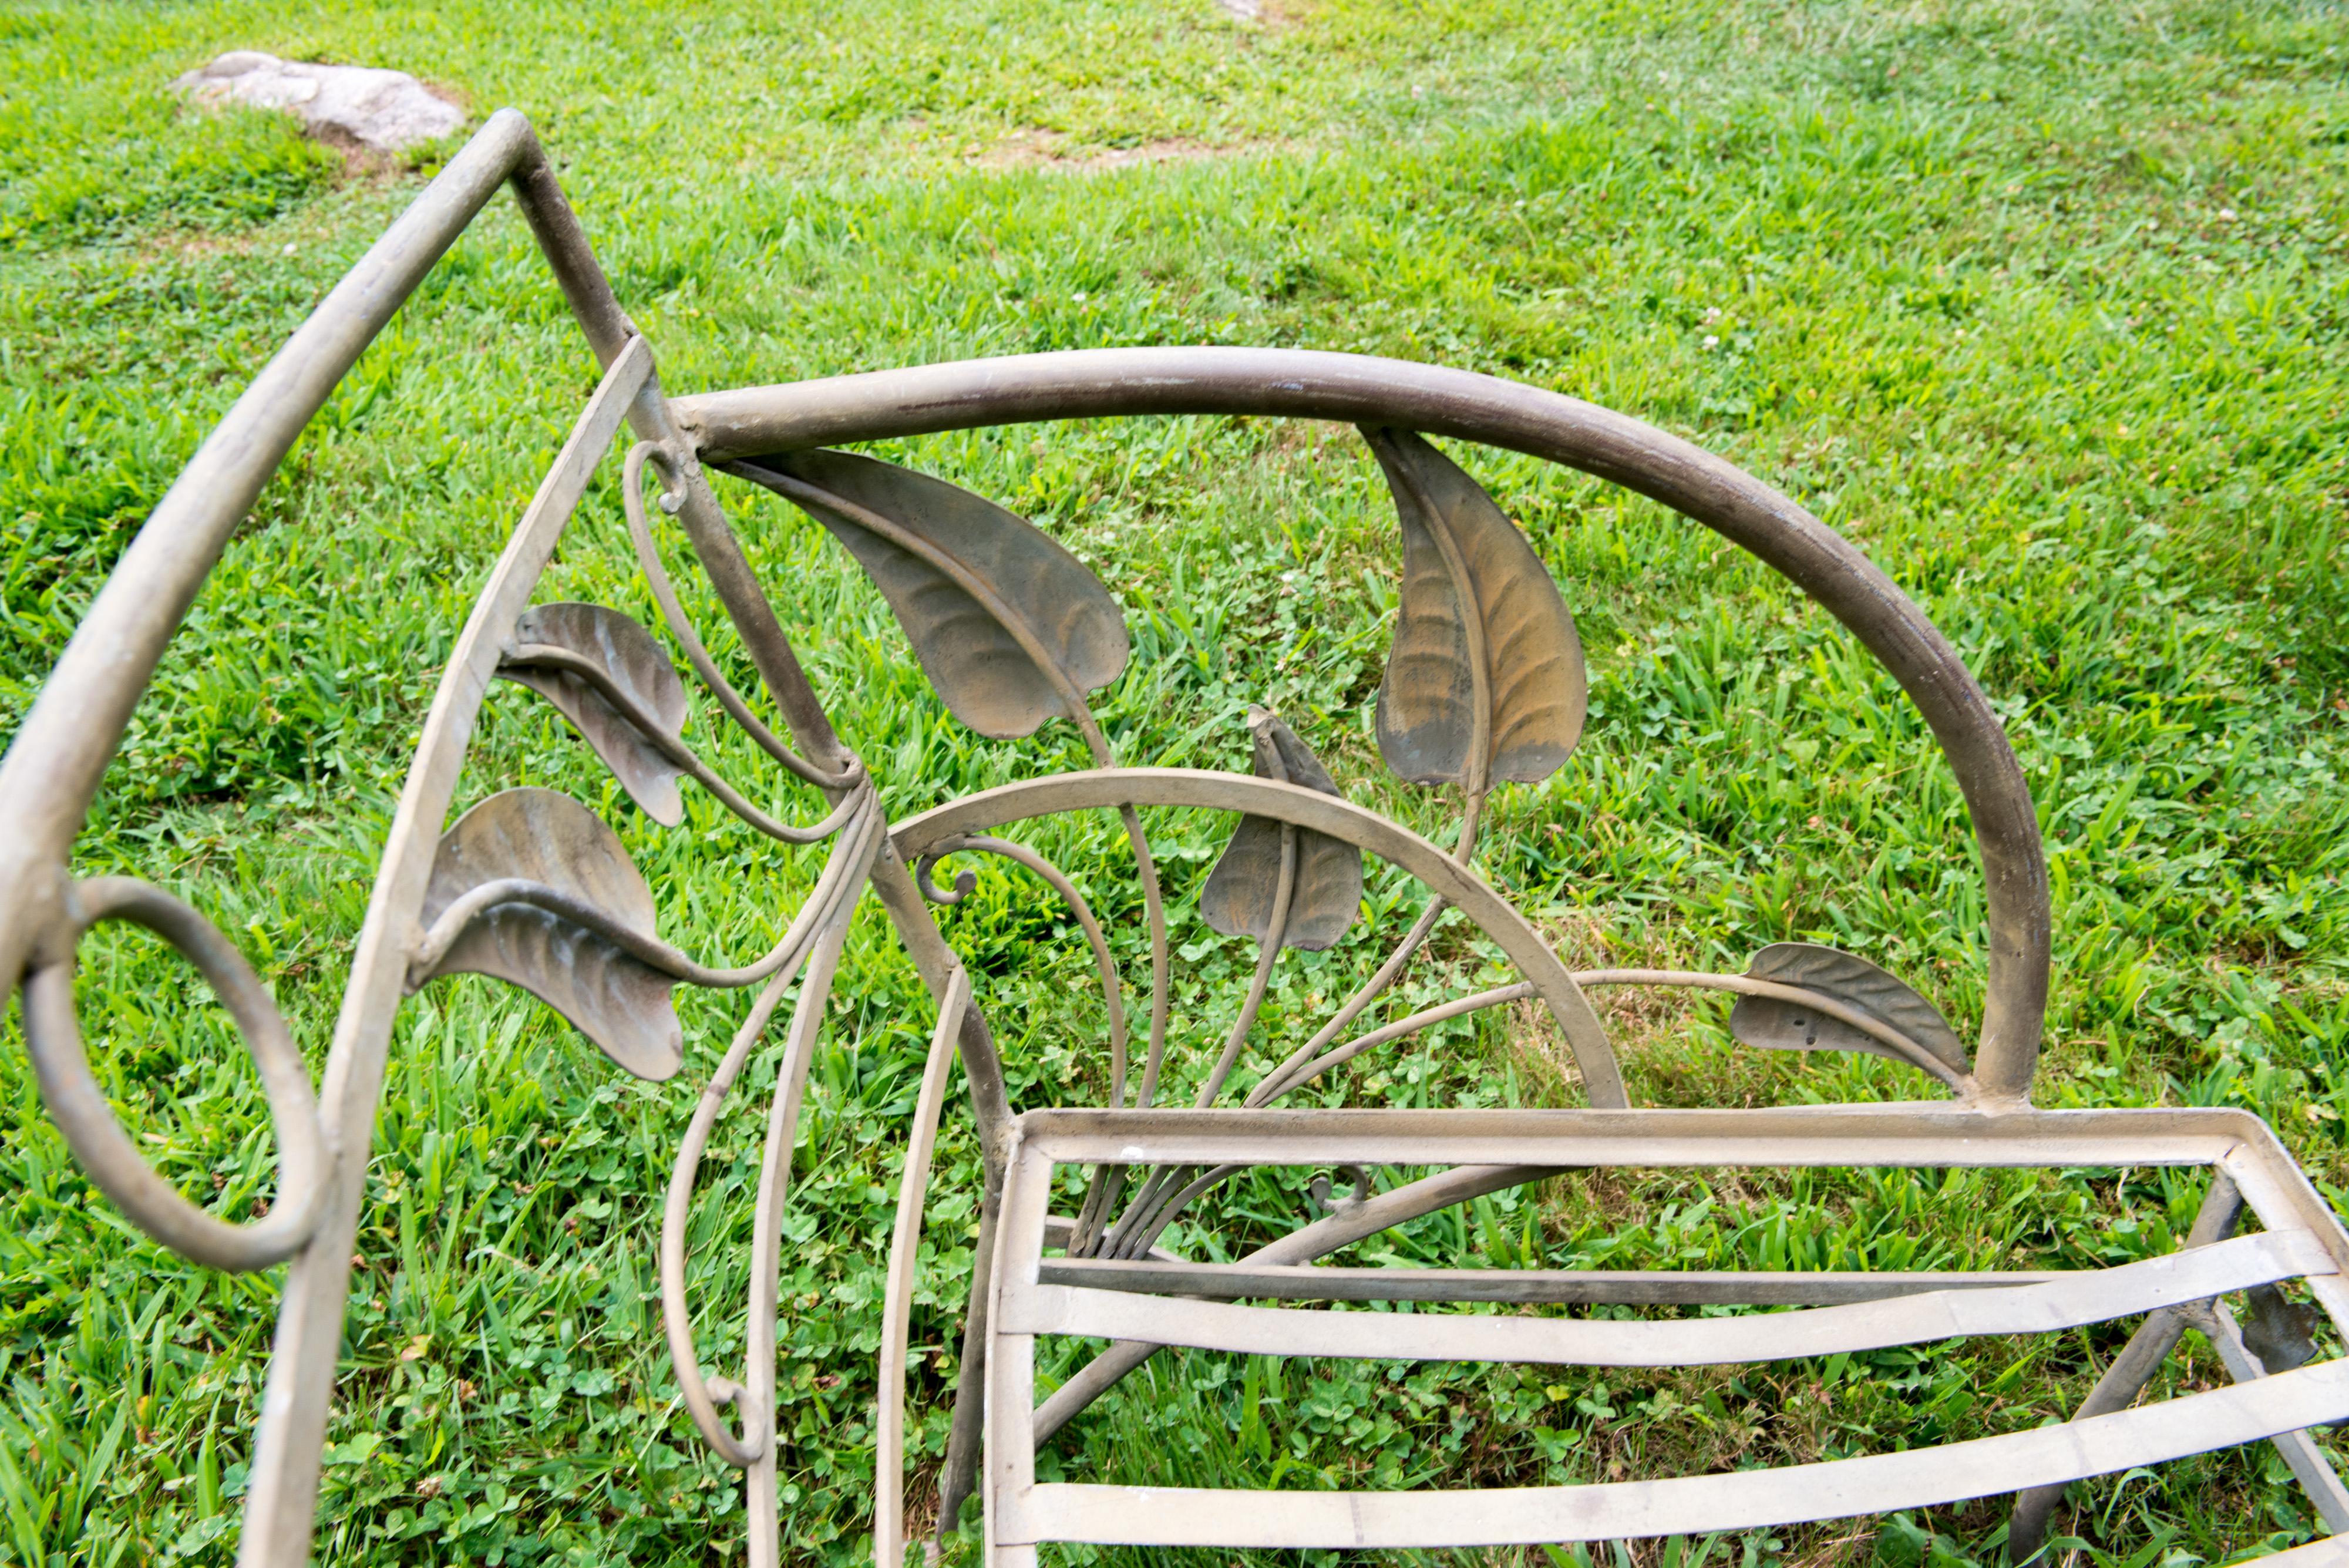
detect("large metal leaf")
(1729, 942), (1968, 1074)
(500, 603), (691, 825)
(414, 787), (684, 1081)
(734, 450), (1129, 739)
(1200, 709), (1362, 951)
(1362, 428), (1587, 786)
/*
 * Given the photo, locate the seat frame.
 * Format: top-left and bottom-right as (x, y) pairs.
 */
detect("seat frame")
(4, 110), (2344, 1568)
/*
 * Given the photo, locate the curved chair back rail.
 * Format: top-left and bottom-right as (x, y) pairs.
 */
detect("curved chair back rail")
(0, 113), (994, 1568)
(892, 766), (1627, 1109)
(21, 109), (2318, 1568)
(680, 350), (2051, 1102)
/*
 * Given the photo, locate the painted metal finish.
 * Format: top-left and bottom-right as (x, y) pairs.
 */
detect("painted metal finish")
(5, 107), (2341, 1568)
(1363, 425), (1587, 786)
(1199, 708), (1362, 951)
(1005, 1362), (2349, 1549)
(20, 876), (327, 1271)
(1008, 1229), (2332, 1365)
(677, 348), (2050, 1102)
(1730, 941), (1969, 1074)
(876, 967), (971, 1568)
(987, 1109), (2349, 1557)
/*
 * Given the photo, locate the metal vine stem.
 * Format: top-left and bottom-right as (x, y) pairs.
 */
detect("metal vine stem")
(9, 108), (2348, 1568)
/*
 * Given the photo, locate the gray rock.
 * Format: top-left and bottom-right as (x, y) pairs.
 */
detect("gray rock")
(172, 52), (464, 153)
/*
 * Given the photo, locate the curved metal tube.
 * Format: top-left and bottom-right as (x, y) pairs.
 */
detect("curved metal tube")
(893, 768), (1628, 1110)
(1193, 824), (1296, 1110)
(1576, 968), (1970, 1089)
(19, 877), (327, 1271)
(1256, 981), (1532, 1106)
(1264, 970), (1971, 1105)
(1251, 796), (1482, 1112)
(743, 900), (859, 1563)
(659, 844), (870, 1468)
(1102, 826), (1298, 1259)
(500, 641), (866, 845)
(727, 459), (1176, 1112)
(916, 828), (1139, 1257)
(920, 835), (1130, 1106)
(678, 348), (2050, 1101)
(1151, 968), (1968, 1257)
(621, 442), (866, 792)
(875, 966), (971, 1568)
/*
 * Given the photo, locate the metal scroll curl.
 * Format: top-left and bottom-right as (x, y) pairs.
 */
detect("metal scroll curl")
(18, 876), (328, 1271)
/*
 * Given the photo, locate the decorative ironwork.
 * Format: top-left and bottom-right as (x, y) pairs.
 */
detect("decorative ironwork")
(2, 109), (2344, 1568)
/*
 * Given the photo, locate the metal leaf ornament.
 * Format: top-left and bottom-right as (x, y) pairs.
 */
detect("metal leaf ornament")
(500, 603), (691, 825)
(411, 787), (684, 1081)
(1200, 708), (1362, 951)
(1362, 428), (1587, 787)
(732, 450), (1129, 739)
(1729, 942), (1968, 1074)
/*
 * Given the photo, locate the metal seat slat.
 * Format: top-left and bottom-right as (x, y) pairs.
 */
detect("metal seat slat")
(1004, 1229), (2333, 1368)
(1001, 1357), (2349, 1549)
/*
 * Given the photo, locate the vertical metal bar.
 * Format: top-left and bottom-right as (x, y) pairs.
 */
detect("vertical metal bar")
(985, 1129), (1051, 1568)
(934, 1148), (1007, 1541)
(746, 904), (860, 1566)
(238, 334), (652, 1565)
(877, 969), (971, 1568)
(637, 453), (1025, 1532)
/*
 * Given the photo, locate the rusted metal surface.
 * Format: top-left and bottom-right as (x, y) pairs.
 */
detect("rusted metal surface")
(2, 110), (2341, 1568)
(1730, 941), (1971, 1074)
(676, 348), (2052, 1102)
(735, 449), (1130, 740)
(984, 1109), (2349, 1559)
(1200, 708), (1362, 951)
(1363, 425), (1587, 786)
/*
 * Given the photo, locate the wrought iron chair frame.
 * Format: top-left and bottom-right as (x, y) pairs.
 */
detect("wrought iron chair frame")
(4, 110), (2345, 1566)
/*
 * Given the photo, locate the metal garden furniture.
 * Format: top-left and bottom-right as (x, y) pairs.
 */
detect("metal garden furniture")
(5, 111), (2346, 1567)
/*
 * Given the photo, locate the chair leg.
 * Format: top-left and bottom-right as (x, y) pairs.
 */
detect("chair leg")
(2007, 1308), (2195, 1562)
(2190, 1298), (2349, 1535)
(2008, 1176), (2244, 1563)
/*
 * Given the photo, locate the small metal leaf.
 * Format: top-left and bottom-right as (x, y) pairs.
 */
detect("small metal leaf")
(1363, 428), (1587, 786)
(1200, 708), (1362, 951)
(415, 787), (684, 1081)
(500, 603), (691, 826)
(735, 450), (1129, 739)
(1729, 942), (1968, 1073)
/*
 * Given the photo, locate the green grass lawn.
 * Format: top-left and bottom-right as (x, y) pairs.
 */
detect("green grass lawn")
(3, 0), (2347, 1563)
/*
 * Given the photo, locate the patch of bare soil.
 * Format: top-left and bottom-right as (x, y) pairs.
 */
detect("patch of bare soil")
(970, 127), (1236, 172)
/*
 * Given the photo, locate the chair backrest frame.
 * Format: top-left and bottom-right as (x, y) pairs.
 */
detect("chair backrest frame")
(0, 108), (2059, 1568)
